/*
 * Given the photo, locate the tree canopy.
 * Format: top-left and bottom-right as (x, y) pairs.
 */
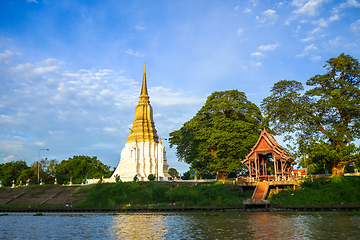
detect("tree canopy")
(0, 160), (28, 186)
(261, 53), (360, 176)
(54, 155), (112, 184)
(169, 90), (262, 181)
(168, 168), (180, 178)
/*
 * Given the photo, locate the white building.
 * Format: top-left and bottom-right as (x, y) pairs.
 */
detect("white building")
(111, 64), (171, 182)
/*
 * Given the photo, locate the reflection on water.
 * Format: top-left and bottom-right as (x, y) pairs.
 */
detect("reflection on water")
(1, 212), (360, 239)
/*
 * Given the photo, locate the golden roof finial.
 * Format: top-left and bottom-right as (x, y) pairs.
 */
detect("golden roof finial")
(140, 62), (148, 96)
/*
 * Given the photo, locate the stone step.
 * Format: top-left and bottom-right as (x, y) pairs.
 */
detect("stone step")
(252, 182), (268, 200)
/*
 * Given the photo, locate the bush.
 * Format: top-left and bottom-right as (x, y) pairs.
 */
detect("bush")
(148, 174), (156, 181)
(269, 176), (360, 205)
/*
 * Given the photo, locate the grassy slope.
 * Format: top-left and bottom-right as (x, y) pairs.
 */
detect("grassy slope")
(74, 181), (251, 208)
(269, 176), (360, 205)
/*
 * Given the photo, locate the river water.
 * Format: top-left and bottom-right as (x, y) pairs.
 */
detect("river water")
(1, 212), (360, 239)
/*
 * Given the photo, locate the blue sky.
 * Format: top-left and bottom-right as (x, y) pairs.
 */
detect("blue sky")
(1, 0), (359, 174)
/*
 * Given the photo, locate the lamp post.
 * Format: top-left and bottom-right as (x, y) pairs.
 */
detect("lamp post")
(38, 149), (49, 185)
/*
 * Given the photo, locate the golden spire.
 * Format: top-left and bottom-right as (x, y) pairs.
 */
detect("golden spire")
(140, 62), (148, 97)
(126, 63), (159, 143)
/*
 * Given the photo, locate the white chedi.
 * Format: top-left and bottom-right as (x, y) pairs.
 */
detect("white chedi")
(111, 63), (170, 182)
(112, 141), (170, 182)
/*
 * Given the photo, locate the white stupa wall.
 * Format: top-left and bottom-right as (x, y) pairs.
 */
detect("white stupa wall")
(112, 141), (170, 182)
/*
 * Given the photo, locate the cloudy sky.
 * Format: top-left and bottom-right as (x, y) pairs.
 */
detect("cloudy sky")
(1, 0), (359, 174)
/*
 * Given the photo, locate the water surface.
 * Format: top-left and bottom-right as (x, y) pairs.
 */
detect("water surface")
(1, 212), (359, 239)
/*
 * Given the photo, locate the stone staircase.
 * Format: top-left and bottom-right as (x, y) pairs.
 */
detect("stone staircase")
(243, 181), (270, 209)
(0, 186), (85, 207)
(252, 181), (269, 200)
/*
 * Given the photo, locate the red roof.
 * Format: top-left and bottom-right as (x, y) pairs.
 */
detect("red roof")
(242, 128), (295, 164)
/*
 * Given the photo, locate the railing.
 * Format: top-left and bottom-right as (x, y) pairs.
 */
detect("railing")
(237, 175), (299, 182)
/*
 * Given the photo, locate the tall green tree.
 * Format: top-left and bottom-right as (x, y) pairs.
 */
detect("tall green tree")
(169, 90), (262, 181)
(55, 155), (112, 184)
(261, 53), (360, 176)
(0, 160), (28, 186)
(168, 168), (180, 178)
(17, 158), (58, 184)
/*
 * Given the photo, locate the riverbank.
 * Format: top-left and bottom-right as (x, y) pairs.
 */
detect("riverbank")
(2, 203), (360, 213)
(1, 177), (359, 212)
(269, 176), (360, 205)
(0, 181), (251, 209)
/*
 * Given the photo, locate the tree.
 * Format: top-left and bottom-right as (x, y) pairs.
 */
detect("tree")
(181, 171), (190, 180)
(261, 53), (360, 176)
(17, 164), (36, 184)
(169, 90), (262, 181)
(55, 155), (112, 184)
(168, 168), (180, 179)
(0, 160), (28, 186)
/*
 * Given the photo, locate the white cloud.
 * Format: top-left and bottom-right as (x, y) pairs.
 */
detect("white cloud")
(256, 9), (278, 26)
(248, 0), (259, 7)
(295, 43), (318, 58)
(3, 155), (15, 162)
(311, 55), (321, 61)
(149, 87), (205, 106)
(100, 89), (112, 96)
(125, 49), (143, 57)
(293, 25), (301, 33)
(329, 14), (340, 22)
(292, 0), (327, 16)
(104, 127), (117, 133)
(308, 26), (322, 35)
(0, 115), (13, 123)
(43, 58), (58, 64)
(305, 43), (318, 51)
(243, 8), (252, 13)
(135, 25), (145, 30)
(311, 18), (328, 27)
(339, 0), (360, 8)
(328, 36), (343, 46)
(33, 66), (59, 74)
(276, 1), (286, 7)
(351, 19), (360, 34)
(249, 61), (263, 69)
(0, 50), (15, 60)
(311, 14), (340, 28)
(33, 142), (46, 146)
(258, 44), (279, 51)
(251, 52), (265, 57)
(237, 28), (244, 37)
(301, 36), (315, 42)
(27, 0), (38, 3)
(10, 63), (33, 72)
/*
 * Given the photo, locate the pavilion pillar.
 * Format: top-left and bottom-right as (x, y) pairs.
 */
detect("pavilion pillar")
(263, 158), (267, 177)
(254, 152), (258, 181)
(249, 162), (252, 178)
(273, 153), (277, 181)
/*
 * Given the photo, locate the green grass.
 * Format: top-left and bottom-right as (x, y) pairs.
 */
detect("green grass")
(269, 176), (360, 205)
(75, 181), (251, 208)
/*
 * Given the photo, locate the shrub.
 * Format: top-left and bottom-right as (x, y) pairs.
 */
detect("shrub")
(148, 174), (156, 181)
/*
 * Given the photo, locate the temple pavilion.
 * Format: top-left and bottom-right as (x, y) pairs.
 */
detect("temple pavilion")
(241, 128), (295, 182)
(111, 64), (171, 182)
